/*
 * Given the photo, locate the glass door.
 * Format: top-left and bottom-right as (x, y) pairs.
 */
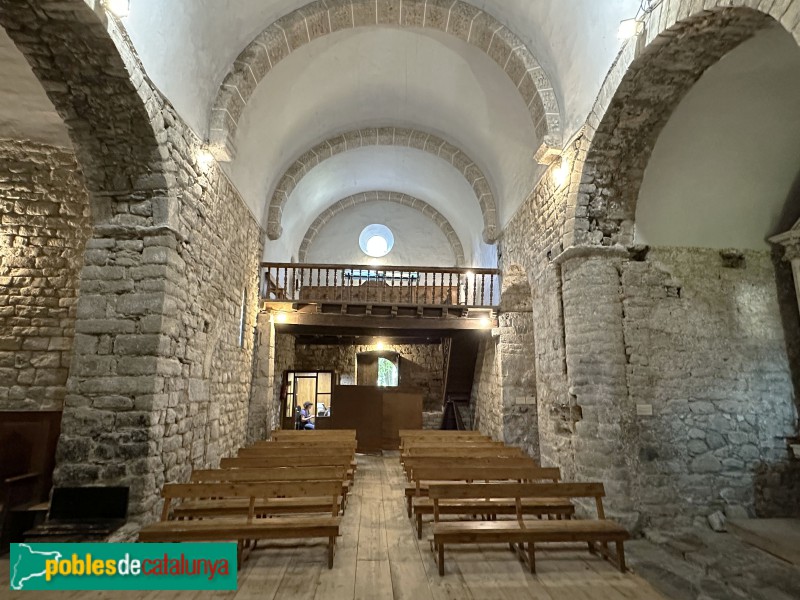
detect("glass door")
(281, 370), (334, 430)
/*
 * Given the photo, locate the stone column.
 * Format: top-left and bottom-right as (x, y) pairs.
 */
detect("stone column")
(246, 312), (276, 444)
(557, 246), (640, 529)
(770, 228), (800, 315)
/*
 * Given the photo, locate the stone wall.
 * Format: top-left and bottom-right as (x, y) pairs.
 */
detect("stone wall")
(622, 248), (798, 525)
(471, 335), (501, 438)
(0, 139), (90, 411)
(54, 114), (264, 520)
(293, 340), (444, 410)
(272, 332), (296, 431)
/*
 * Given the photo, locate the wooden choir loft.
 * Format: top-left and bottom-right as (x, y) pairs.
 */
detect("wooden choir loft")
(261, 262), (499, 450)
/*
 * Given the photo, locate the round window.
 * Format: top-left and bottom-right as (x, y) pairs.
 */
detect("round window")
(359, 224), (394, 258)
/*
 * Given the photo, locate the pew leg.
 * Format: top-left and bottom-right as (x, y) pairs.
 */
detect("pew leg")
(407, 496), (412, 518)
(438, 543), (445, 577)
(588, 542), (596, 555)
(417, 514), (423, 540)
(528, 543), (536, 574)
(616, 541), (626, 573)
(508, 543), (516, 552)
(328, 536), (335, 569)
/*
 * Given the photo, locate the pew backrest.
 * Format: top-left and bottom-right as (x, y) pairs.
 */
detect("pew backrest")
(160, 480), (342, 521)
(190, 466), (347, 483)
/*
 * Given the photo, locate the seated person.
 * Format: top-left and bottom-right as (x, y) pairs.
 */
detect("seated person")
(300, 402), (315, 430)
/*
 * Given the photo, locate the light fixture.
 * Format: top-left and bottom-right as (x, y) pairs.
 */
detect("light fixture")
(196, 147), (215, 172)
(479, 317), (492, 328)
(618, 18), (644, 40)
(104, 0), (130, 18)
(274, 312), (288, 324)
(375, 340), (385, 351)
(553, 158), (569, 187)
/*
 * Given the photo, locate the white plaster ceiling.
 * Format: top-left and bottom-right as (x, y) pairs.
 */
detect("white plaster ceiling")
(228, 26), (538, 235)
(269, 145), (491, 266)
(635, 26), (800, 250)
(306, 201), (455, 267)
(0, 28), (71, 147)
(123, 0), (640, 141)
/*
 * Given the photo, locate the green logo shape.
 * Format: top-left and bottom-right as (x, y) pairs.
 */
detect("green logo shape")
(10, 543), (238, 591)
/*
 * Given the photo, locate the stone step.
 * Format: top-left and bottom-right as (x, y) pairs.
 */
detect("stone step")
(727, 519), (800, 567)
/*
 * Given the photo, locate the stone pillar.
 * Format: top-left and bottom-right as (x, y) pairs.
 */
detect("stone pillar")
(770, 228), (800, 315)
(56, 230), (186, 520)
(558, 247), (640, 528)
(247, 312), (276, 443)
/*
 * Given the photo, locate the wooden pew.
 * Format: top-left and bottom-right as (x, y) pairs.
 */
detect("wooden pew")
(272, 430), (356, 441)
(401, 447), (526, 465)
(405, 453), (540, 519)
(220, 455), (355, 481)
(428, 482), (630, 576)
(252, 440), (358, 451)
(409, 466), (573, 539)
(190, 466), (350, 509)
(238, 446), (357, 471)
(138, 481), (342, 568)
(402, 456), (538, 481)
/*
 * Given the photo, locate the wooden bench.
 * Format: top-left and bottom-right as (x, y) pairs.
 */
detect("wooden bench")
(220, 455), (355, 482)
(139, 481), (342, 568)
(402, 456), (539, 481)
(237, 446), (357, 472)
(428, 482), (630, 576)
(404, 465), (558, 521)
(272, 430), (356, 441)
(190, 466), (350, 509)
(401, 447), (526, 465)
(409, 466), (572, 539)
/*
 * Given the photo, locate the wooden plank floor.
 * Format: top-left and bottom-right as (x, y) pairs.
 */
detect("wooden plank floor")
(0, 455), (666, 599)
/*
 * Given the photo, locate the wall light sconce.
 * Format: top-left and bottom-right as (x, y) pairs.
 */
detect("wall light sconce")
(104, 0), (130, 18)
(196, 147), (215, 172)
(552, 158), (569, 188)
(274, 312), (288, 324)
(618, 18), (644, 40)
(375, 340), (386, 351)
(479, 317), (492, 328)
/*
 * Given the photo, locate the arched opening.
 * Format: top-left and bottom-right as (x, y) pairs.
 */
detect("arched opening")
(568, 5), (800, 526)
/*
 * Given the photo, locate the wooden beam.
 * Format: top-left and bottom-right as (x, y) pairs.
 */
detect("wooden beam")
(274, 312), (493, 336)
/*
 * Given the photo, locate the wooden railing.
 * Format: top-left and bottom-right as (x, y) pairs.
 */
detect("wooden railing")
(261, 263), (501, 308)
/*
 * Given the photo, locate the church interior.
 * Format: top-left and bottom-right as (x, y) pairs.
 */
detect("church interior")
(1, 0), (800, 598)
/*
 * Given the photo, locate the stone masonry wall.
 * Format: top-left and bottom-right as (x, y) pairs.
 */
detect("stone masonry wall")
(622, 248), (798, 526)
(55, 115), (264, 520)
(293, 341), (444, 410)
(270, 331), (296, 432)
(0, 3), (264, 522)
(0, 139), (90, 410)
(246, 313), (274, 444)
(471, 336), (501, 439)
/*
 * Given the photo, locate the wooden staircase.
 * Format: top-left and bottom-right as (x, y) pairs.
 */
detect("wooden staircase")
(440, 332), (481, 429)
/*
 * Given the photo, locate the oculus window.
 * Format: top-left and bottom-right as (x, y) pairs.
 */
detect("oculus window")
(359, 224), (394, 258)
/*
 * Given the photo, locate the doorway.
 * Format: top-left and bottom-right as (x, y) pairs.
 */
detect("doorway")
(281, 370), (334, 430)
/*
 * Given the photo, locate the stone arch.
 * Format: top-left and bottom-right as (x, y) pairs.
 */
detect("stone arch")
(0, 0), (181, 520)
(0, 1), (174, 226)
(208, 0), (562, 163)
(298, 191), (466, 265)
(564, 1), (799, 248)
(268, 127), (499, 243)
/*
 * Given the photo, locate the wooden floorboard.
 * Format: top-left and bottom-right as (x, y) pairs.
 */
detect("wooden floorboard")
(0, 455), (666, 599)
